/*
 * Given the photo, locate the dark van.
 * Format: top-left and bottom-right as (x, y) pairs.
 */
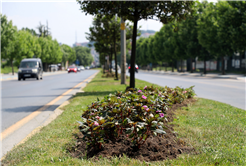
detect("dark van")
(18, 58), (43, 81)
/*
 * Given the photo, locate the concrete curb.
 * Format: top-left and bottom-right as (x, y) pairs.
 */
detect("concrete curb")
(140, 70), (245, 80)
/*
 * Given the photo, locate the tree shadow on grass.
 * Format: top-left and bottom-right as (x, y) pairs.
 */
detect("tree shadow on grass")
(89, 80), (107, 83)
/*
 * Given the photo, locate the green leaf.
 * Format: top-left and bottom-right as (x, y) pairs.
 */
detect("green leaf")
(125, 128), (132, 134)
(80, 127), (89, 133)
(143, 134), (147, 141)
(129, 133), (134, 138)
(93, 126), (101, 130)
(102, 122), (114, 127)
(98, 118), (105, 124)
(112, 109), (119, 113)
(122, 118), (127, 126)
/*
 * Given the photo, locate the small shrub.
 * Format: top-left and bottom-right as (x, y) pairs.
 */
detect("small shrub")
(102, 71), (118, 78)
(77, 85), (195, 150)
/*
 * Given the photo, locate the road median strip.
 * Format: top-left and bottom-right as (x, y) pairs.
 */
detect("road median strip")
(1, 71), (245, 165)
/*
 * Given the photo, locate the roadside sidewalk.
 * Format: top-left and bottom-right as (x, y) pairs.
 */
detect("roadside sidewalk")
(140, 70), (246, 80)
(0, 70), (68, 81)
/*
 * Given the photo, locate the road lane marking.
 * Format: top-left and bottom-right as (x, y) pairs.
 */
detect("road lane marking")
(0, 72), (98, 141)
(1, 78), (14, 81)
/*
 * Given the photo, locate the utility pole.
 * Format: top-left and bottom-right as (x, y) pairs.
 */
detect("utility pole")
(120, 18), (126, 84)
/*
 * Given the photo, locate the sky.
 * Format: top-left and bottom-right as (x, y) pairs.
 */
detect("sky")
(1, 0), (165, 47)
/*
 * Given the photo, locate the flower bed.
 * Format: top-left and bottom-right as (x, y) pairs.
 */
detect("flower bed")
(71, 85), (195, 161)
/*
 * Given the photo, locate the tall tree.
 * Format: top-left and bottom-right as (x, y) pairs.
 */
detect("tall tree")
(37, 36), (49, 71)
(47, 39), (63, 64)
(175, 2), (212, 74)
(60, 44), (76, 67)
(197, 1), (234, 75)
(21, 27), (37, 36)
(36, 21), (51, 38)
(86, 15), (135, 77)
(162, 23), (178, 72)
(78, 1), (194, 88)
(0, 13), (17, 55)
(86, 16), (114, 73)
(226, 1), (246, 71)
(6, 30), (36, 74)
(136, 37), (147, 66)
(74, 46), (94, 66)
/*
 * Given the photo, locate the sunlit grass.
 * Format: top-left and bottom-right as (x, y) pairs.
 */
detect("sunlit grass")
(169, 99), (246, 165)
(1, 71), (245, 165)
(1, 66), (18, 74)
(152, 66), (177, 72)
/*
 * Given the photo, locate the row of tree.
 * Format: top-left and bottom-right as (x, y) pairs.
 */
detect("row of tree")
(135, 1), (246, 75)
(1, 15), (93, 74)
(78, 1), (194, 88)
(86, 15), (137, 79)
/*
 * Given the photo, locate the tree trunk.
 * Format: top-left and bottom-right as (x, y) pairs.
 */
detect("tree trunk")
(103, 55), (106, 74)
(114, 28), (118, 80)
(172, 61), (174, 72)
(203, 57), (206, 74)
(129, 17), (138, 88)
(180, 59), (183, 72)
(221, 56), (225, 75)
(244, 49), (246, 76)
(109, 48), (112, 73)
(44, 63), (48, 72)
(11, 58), (14, 75)
(190, 58), (193, 73)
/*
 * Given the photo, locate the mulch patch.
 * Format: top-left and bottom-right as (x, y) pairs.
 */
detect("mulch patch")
(68, 98), (197, 162)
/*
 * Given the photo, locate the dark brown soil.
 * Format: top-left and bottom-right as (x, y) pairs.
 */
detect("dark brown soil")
(68, 98), (197, 162)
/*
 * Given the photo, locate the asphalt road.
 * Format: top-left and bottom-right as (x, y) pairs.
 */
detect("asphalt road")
(134, 71), (246, 110)
(1, 70), (98, 131)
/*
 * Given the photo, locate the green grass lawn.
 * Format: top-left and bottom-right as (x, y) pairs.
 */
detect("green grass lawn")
(152, 67), (178, 72)
(1, 66), (18, 74)
(1, 71), (245, 166)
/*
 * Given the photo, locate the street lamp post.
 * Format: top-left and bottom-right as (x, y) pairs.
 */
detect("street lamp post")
(120, 18), (126, 84)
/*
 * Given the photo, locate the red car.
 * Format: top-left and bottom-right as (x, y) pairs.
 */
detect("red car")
(128, 64), (138, 73)
(67, 66), (77, 73)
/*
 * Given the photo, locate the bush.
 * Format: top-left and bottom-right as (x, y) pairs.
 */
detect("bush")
(102, 71), (117, 78)
(77, 85), (195, 150)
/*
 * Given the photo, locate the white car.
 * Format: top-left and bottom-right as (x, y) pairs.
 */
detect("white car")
(49, 64), (58, 72)
(80, 66), (85, 70)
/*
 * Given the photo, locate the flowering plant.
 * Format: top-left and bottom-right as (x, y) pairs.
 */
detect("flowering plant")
(77, 85), (195, 150)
